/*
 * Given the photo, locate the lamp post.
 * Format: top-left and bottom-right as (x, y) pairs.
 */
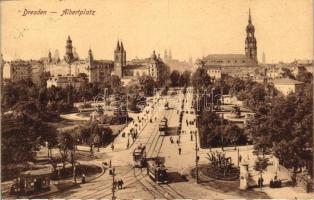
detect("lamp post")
(112, 167), (116, 200)
(73, 140), (77, 183)
(211, 88), (215, 111)
(195, 131), (199, 184)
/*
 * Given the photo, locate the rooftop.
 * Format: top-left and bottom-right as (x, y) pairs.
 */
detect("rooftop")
(21, 168), (52, 176)
(272, 78), (303, 85)
(203, 54), (249, 60)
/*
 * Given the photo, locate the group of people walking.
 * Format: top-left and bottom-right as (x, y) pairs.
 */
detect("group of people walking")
(113, 179), (124, 190)
(169, 136), (182, 155)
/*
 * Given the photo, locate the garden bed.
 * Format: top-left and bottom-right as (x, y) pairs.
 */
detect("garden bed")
(199, 165), (240, 181)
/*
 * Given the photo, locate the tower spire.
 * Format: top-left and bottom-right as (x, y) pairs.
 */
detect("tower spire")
(248, 8), (252, 24)
(121, 41), (124, 51)
(116, 40), (120, 51)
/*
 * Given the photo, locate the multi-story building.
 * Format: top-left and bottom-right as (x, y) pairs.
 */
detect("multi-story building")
(271, 78), (304, 96)
(163, 49), (194, 72)
(44, 37), (165, 86)
(3, 59), (44, 83)
(113, 40), (166, 84)
(45, 36), (114, 84)
(47, 75), (86, 89)
(197, 9), (258, 78)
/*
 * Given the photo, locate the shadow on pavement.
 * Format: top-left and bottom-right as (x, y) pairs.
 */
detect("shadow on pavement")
(167, 172), (189, 183)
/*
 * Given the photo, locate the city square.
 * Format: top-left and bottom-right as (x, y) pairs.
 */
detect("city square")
(0, 0), (313, 199)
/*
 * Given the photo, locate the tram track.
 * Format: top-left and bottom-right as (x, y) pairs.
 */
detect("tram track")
(87, 95), (187, 199)
(132, 96), (188, 199)
(92, 99), (167, 199)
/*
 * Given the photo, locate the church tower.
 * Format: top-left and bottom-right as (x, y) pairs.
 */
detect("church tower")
(88, 49), (95, 82)
(64, 36), (75, 75)
(164, 49), (168, 61)
(245, 9), (257, 63)
(114, 40), (125, 78)
(64, 36), (74, 63)
(48, 50), (52, 64)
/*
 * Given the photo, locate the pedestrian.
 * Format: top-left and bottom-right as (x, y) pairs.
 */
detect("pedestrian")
(178, 147), (182, 155)
(111, 144), (114, 151)
(258, 177), (261, 187)
(120, 179), (124, 189)
(81, 173), (86, 184)
(109, 160), (112, 168)
(239, 155), (242, 163)
(270, 178), (274, 188)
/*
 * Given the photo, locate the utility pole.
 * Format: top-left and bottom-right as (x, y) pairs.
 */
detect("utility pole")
(237, 147), (240, 167)
(220, 113), (224, 151)
(211, 88), (214, 111)
(112, 167), (116, 200)
(195, 132), (199, 184)
(73, 140), (77, 183)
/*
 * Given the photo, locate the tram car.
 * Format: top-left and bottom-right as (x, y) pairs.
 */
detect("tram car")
(146, 158), (168, 184)
(133, 145), (147, 167)
(159, 117), (168, 136)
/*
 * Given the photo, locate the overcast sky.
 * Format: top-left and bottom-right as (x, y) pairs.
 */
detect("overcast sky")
(0, 0), (313, 63)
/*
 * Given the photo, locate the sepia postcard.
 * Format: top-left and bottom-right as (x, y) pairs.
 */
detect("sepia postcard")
(0, 0), (313, 199)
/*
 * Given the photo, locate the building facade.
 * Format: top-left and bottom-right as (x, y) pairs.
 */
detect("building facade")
(113, 40), (166, 84)
(163, 49), (194, 72)
(47, 75), (86, 89)
(3, 59), (45, 84)
(45, 36), (114, 84)
(197, 9), (258, 79)
(271, 78), (304, 96)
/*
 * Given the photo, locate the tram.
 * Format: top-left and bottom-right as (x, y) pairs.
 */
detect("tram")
(133, 145), (147, 167)
(146, 158), (168, 184)
(159, 117), (168, 136)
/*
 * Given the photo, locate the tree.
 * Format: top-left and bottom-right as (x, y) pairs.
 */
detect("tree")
(78, 73), (88, 80)
(254, 156), (269, 186)
(246, 83), (313, 175)
(180, 70), (191, 86)
(128, 93), (146, 112)
(224, 124), (243, 149)
(1, 112), (57, 169)
(102, 75), (122, 94)
(191, 67), (211, 90)
(157, 63), (171, 87)
(280, 67), (295, 79)
(170, 70), (181, 87)
(296, 66), (313, 83)
(57, 131), (75, 169)
(139, 76), (156, 97)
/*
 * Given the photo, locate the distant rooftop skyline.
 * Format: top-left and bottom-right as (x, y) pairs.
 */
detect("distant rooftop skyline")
(0, 0), (312, 63)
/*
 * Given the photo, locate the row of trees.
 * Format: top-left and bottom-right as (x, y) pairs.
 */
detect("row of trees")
(197, 110), (246, 149)
(170, 70), (192, 87)
(246, 82), (313, 174)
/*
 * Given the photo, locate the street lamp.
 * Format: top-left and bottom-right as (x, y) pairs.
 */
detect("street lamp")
(194, 120), (200, 184)
(211, 88), (215, 111)
(112, 167), (116, 200)
(73, 140), (77, 184)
